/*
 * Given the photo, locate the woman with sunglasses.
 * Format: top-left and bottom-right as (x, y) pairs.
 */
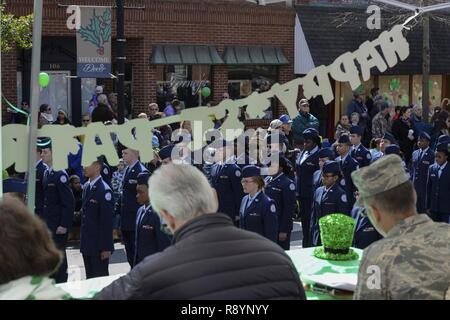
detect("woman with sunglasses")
(239, 165), (278, 242)
(38, 104), (53, 128)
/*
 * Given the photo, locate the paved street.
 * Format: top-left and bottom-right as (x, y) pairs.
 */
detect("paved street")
(66, 221), (303, 282)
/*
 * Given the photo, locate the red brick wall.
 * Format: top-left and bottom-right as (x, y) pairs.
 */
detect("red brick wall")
(4, 0), (295, 120)
(1, 48), (18, 123)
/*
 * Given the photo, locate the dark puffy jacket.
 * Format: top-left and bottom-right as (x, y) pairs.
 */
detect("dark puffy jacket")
(95, 213), (306, 300)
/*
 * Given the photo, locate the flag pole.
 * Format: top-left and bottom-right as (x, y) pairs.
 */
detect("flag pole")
(26, 0), (44, 213)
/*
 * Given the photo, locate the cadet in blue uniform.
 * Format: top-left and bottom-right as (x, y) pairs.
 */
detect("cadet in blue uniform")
(295, 128), (321, 248)
(310, 161), (350, 246)
(159, 144), (175, 165)
(211, 140), (244, 225)
(427, 142), (450, 223)
(264, 154), (296, 249)
(411, 132), (434, 213)
(335, 135), (359, 208)
(40, 139), (75, 283)
(351, 205), (383, 249)
(120, 148), (149, 267)
(80, 160), (114, 279)
(350, 126), (371, 167)
(239, 165), (278, 242)
(134, 172), (171, 266)
(35, 139), (48, 217)
(313, 148), (335, 191)
(101, 162), (113, 187)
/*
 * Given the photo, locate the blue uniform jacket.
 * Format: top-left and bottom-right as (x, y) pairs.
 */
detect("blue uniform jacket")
(313, 169), (322, 191)
(311, 184), (349, 246)
(42, 169), (75, 233)
(427, 162), (450, 214)
(351, 144), (372, 168)
(337, 153), (359, 207)
(80, 178), (114, 256)
(411, 147), (434, 213)
(239, 192), (278, 242)
(35, 160), (47, 216)
(295, 148), (320, 199)
(101, 163), (113, 188)
(120, 161), (149, 231)
(211, 162), (244, 222)
(264, 173), (296, 234)
(351, 207), (383, 249)
(134, 204), (171, 266)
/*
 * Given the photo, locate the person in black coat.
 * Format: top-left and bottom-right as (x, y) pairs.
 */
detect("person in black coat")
(391, 106), (415, 166)
(427, 142), (450, 223)
(80, 160), (114, 279)
(35, 143), (47, 217)
(95, 164), (306, 300)
(411, 132), (434, 213)
(134, 172), (171, 267)
(295, 128), (321, 248)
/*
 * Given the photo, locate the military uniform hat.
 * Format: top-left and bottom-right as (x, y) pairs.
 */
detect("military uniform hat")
(303, 128), (319, 140)
(382, 132), (397, 144)
(436, 142), (450, 155)
(418, 132), (431, 141)
(437, 135), (450, 145)
(242, 165), (261, 178)
(318, 148), (335, 159)
(158, 144), (175, 161)
(137, 172), (151, 186)
(384, 144), (401, 156)
(3, 178), (27, 194)
(349, 126), (364, 136)
(322, 161), (340, 175)
(338, 134), (351, 144)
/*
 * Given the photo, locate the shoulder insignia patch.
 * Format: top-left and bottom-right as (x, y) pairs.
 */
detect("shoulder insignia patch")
(289, 183), (296, 191)
(341, 194), (347, 203)
(60, 175), (67, 184)
(270, 204), (276, 213)
(235, 170), (241, 177)
(105, 192), (112, 201)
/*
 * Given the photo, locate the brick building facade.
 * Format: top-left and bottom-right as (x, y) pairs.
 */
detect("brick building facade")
(2, 0), (295, 126)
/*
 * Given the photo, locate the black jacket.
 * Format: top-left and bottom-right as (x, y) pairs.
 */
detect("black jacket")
(95, 213), (306, 300)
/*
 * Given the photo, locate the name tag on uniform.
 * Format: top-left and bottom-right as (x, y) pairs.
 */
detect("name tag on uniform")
(48, 183), (55, 186)
(89, 199), (98, 203)
(357, 157), (363, 160)
(220, 176), (229, 179)
(142, 225), (154, 230)
(431, 174), (436, 178)
(324, 202), (334, 205)
(272, 187), (282, 192)
(422, 161), (430, 165)
(129, 179), (137, 184)
(249, 213), (260, 217)
(306, 162), (314, 166)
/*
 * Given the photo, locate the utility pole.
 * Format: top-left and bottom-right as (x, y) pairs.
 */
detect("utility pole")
(422, 12), (430, 123)
(116, 0), (125, 125)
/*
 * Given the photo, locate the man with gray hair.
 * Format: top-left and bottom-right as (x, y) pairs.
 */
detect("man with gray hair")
(96, 164), (306, 300)
(352, 155), (450, 300)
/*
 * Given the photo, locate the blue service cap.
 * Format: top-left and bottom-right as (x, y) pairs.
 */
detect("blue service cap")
(3, 178), (27, 193)
(338, 134), (350, 144)
(322, 161), (341, 174)
(418, 132), (431, 141)
(137, 172), (151, 186)
(302, 128), (319, 140)
(436, 142), (449, 154)
(159, 144), (174, 160)
(437, 135), (450, 145)
(349, 126), (364, 136)
(318, 148), (335, 159)
(242, 165), (261, 178)
(279, 114), (293, 124)
(152, 135), (160, 148)
(382, 132), (397, 144)
(385, 144), (401, 155)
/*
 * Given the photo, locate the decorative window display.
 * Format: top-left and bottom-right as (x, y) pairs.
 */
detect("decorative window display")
(379, 75), (410, 106)
(412, 75), (442, 108)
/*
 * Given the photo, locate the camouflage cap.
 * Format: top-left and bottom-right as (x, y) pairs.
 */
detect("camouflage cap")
(351, 154), (410, 206)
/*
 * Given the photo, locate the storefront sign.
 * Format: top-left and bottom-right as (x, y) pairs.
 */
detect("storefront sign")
(4, 24), (410, 172)
(76, 7), (112, 78)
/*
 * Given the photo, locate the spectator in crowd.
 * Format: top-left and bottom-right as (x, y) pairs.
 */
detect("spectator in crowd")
(430, 106), (442, 124)
(95, 164), (306, 300)
(350, 112), (360, 127)
(391, 106), (402, 122)
(79, 113), (91, 144)
(309, 96), (328, 137)
(334, 114), (351, 141)
(347, 91), (370, 130)
(138, 113), (148, 119)
(163, 97), (176, 117)
(431, 109), (449, 146)
(91, 102), (114, 124)
(392, 106), (415, 165)
(366, 87), (382, 119)
(53, 109), (71, 125)
(88, 86), (104, 115)
(0, 198), (70, 300)
(11, 101), (29, 124)
(292, 98), (320, 142)
(38, 104), (53, 128)
(371, 100), (391, 139)
(369, 138), (383, 161)
(108, 93), (118, 115)
(410, 105), (430, 139)
(148, 103), (163, 121)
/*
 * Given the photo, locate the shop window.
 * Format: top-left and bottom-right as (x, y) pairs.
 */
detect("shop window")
(378, 75), (410, 107)
(156, 65), (212, 110)
(412, 75), (442, 108)
(340, 77), (375, 115)
(227, 65), (277, 120)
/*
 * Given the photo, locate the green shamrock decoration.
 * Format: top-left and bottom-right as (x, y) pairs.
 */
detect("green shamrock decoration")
(390, 78), (400, 91)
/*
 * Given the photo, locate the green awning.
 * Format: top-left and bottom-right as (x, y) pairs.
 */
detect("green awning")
(151, 45), (224, 65)
(223, 46), (288, 65)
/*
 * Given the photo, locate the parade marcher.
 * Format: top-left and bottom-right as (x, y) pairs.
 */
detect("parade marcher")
(427, 142), (450, 223)
(313, 148), (335, 191)
(35, 139), (48, 217)
(264, 154), (296, 249)
(352, 155), (450, 299)
(239, 165), (278, 242)
(120, 148), (149, 267)
(349, 126), (371, 167)
(134, 172), (171, 267)
(310, 161), (349, 246)
(40, 139), (75, 283)
(411, 132), (434, 213)
(100, 161), (113, 188)
(295, 128), (321, 247)
(158, 144), (175, 165)
(384, 144), (409, 174)
(96, 164), (306, 300)
(80, 160), (114, 279)
(351, 205), (383, 250)
(210, 140), (244, 226)
(335, 135), (359, 208)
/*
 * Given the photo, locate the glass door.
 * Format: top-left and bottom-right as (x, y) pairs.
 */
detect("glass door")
(39, 71), (72, 122)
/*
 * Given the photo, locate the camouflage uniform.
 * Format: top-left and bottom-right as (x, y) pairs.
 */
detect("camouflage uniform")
(351, 155), (450, 300)
(354, 214), (450, 299)
(371, 111), (390, 139)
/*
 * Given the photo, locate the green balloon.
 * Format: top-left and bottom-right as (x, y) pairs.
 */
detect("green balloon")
(39, 72), (50, 88)
(201, 86), (211, 98)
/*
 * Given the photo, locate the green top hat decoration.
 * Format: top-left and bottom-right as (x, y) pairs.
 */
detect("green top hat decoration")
(313, 214), (359, 261)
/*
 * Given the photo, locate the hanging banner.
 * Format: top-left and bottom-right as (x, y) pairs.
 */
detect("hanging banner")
(76, 6), (112, 78)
